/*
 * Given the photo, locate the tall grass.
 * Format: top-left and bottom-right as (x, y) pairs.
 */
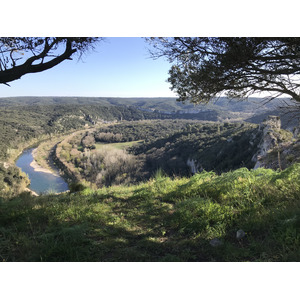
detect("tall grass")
(0, 164), (299, 261)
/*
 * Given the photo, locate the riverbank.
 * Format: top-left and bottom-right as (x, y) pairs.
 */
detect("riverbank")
(14, 127), (97, 196)
(24, 187), (39, 197)
(30, 148), (59, 176)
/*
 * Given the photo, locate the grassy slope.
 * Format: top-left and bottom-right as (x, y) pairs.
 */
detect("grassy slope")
(0, 164), (299, 262)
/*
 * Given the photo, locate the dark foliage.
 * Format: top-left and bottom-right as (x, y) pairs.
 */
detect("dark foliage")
(93, 120), (261, 178)
(148, 37), (300, 105)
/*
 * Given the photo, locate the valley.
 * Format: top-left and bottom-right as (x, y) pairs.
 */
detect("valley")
(0, 96), (299, 262)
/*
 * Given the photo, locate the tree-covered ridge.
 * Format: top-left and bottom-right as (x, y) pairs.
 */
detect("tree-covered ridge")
(0, 103), (167, 197)
(0, 96), (295, 162)
(95, 120), (262, 174)
(0, 95), (292, 113)
(54, 120), (264, 189)
(132, 121), (262, 175)
(0, 103), (167, 160)
(94, 119), (195, 142)
(0, 96), (297, 198)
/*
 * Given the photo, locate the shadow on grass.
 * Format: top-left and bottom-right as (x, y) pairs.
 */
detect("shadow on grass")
(0, 192), (208, 261)
(1, 165), (299, 262)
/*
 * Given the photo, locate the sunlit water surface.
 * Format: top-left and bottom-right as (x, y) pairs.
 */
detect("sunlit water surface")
(16, 148), (69, 195)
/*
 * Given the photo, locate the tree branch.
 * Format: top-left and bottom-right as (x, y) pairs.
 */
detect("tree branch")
(0, 39), (76, 84)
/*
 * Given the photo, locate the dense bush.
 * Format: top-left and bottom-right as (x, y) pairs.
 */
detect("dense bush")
(89, 147), (142, 187)
(92, 120), (261, 178)
(0, 164), (30, 198)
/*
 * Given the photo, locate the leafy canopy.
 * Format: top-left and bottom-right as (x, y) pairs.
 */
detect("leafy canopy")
(147, 37), (300, 105)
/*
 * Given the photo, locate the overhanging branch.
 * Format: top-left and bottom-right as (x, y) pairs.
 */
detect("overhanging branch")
(0, 39), (76, 84)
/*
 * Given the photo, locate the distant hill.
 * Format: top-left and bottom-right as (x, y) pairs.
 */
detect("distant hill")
(246, 108), (300, 131)
(1, 96), (297, 126)
(0, 95), (294, 111)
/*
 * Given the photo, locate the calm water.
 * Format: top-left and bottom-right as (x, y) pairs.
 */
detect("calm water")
(16, 148), (69, 195)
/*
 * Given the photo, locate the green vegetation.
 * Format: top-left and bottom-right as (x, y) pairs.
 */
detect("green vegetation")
(93, 120), (262, 177)
(1, 164), (299, 261)
(52, 120), (263, 189)
(148, 38), (300, 104)
(0, 164), (30, 198)
(55, 131), (143, 188)
(0, 99), (170, 197)
(0, 96), (299, 262)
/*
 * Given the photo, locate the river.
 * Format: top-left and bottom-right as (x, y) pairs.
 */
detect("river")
(16, 148), (69, 195)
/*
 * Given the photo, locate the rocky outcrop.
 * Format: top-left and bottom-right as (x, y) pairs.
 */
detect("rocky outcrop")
(187, 158), (200, 174)
(24, 188), (39, 197)
(252, 115), (299, 170)
(252, 116), (282, 169)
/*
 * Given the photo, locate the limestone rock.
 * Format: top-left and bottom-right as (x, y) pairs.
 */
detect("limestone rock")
(187, 158), (200, 174)
(236, 229), (246, 240)
(253, 116), (282, 169)
(209, 238), (223, 247)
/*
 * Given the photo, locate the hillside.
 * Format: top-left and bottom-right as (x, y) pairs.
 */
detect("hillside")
(0, 101), (168, 197)
(1, 95), (297, 121)
(45, 119), (265, 191)
(0, 163), (299, 261)
(0, 96), (299, 262)
(1, 96), (298, 198)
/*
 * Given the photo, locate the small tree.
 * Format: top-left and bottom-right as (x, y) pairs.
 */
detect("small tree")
(82, 134), (95, 149)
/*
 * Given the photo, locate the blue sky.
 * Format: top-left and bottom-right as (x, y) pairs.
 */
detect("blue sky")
(0, 38), (176, 98)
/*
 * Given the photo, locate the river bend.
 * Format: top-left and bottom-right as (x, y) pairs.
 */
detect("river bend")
(16, 148), (69, 195)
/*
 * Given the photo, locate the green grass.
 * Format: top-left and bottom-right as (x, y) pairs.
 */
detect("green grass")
(0, 164), (299, 261)
(95, 140), (143, 150)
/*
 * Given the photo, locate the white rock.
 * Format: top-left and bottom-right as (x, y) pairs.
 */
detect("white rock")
(209, 238), (223, 247)
(236, 229), (246, 240)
